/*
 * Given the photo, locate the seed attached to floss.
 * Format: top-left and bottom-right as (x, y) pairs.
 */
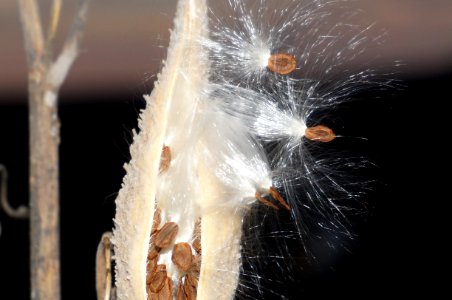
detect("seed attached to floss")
(305, 125), (336, 142)
(267, 53), (297, 75)
(154, 222), (179, 249)
(159, 145), (172, 174)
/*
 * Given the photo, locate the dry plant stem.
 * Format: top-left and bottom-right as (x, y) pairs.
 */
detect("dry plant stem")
(47, 0), (62, 46)
(17, 1), (90, 299)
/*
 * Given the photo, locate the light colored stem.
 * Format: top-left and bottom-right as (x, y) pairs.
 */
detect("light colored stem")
(17, 1), (90, 299)
(28, 71), (61, 300)
(46, 0), (62, 46)
(48, 0), (90, 89)
(17, 0), (44, 65)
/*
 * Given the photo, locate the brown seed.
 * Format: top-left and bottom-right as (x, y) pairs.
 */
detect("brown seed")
(183, 279), (197, 300)
(146, 256), (157, 276)
(176, 282), (187, 300)
(172, 243), (193, 273)
(154, 222), (179, 249)
(152, 207), (161, 234)
(159, 145), (172, 174)
(191, 255), (201, 273)
(305, 125), (336, 142)
(147, 291), (158, 300)
(147, 265), (167, 292)
(157, 277), (173, 300)
(192, 239), (201, 255)
(268, 53), (297, 75)
(148, 245), (160, 260)
(186, 273), (198, 288)
(192, 221), (202, 254)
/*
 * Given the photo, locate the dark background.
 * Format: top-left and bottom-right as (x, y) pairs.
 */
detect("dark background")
(0, 72), (444, 299)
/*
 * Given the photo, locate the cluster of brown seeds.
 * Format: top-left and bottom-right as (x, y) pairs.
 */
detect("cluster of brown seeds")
(146, 208), (176, 300)
(146, 208), (201, 299)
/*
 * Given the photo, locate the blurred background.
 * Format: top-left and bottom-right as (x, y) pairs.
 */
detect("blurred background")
(0, 0), (449, 299)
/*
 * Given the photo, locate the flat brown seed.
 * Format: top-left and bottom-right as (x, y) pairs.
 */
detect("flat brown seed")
(146, 265), (166, 285)
(192, 221), (202, 254)
(152, 207), (161, 234)
(159, 145), (171, 174)
(146, 257), (157, 276)
(268, 53), (297, 75)
(192, 239), (201, 255)
(172, 243), (193, 273)
(176, 282), (187, 300)
(186, 273), (198, 288)
(147, 291), (158, 300)
(154, 222), (179, 249)
(154, 264), (166, 273)
(157, 277), (173, 300)
(191, 255), (201, 273)
(148, 266), (167, 293)
(148, 246), (160, 260)
(183, 280), (197, 300)
(305, 125), (336, 142)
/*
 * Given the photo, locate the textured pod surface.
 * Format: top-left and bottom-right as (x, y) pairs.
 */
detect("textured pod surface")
(112, 0), (209, 299)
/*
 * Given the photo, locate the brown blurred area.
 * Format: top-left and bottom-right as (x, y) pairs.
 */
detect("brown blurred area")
(0, 0), (176, 103)
(1, 0), (452, 103)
